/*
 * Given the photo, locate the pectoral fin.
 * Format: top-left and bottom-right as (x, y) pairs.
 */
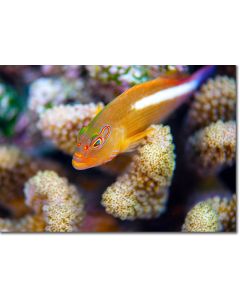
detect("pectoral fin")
(123, 127), (154, 152)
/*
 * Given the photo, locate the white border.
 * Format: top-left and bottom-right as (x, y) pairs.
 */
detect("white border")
(0, 1), (239, 299)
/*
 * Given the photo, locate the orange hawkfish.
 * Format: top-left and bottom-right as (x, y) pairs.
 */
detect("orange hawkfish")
(72, 66), (215, 170)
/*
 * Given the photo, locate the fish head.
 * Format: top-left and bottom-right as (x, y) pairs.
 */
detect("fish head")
(72, 124), (122, 170)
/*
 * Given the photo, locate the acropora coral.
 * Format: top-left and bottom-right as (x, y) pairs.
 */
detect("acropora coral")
(0, 170), (85, 232)
(182, 194), (236, 232)
(28, 77), (91, 114)
(0, 81), (21, 136)
(38, 103), (104, 154)
(102, 125), (175, 220)
(186, 120), (236, 175)
(186, 76), (236, 132)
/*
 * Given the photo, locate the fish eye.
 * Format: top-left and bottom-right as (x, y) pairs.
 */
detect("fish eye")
(92, 137), (102, 148)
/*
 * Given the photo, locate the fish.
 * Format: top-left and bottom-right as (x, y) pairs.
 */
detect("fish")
(72, 66), (215, 170)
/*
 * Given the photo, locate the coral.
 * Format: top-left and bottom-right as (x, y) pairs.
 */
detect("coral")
(24, 171), (85, 232)
(0, 81), (21, 136)
(38, 103), (104, 154)
(0, 145), (64, 216)
(0, 170), (85, 232)
(209, 195), (236, 232)
(182, 194), (236, 232)
(0, 145), (42, 212)
(186, 120), (236, 175)
(182, 201), (220, 232)
(186, 76), (236, 132)
(28, 77), (91, 114)
(102, 125), (175, 220)
(41, 65), (82, 79)
(0, 215), (46, 233)
(87, 65), (188, 102)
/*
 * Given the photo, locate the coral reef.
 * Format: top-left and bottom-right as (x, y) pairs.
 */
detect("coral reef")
(102, 125), (175, 220)
(38, 103), (104, 154)
(0, 170), (85, 232)
(186, 76), (236, 132)
(186, 120), (236, 175)
(182, 194), (236, 232)
(28, 77), (91, 114)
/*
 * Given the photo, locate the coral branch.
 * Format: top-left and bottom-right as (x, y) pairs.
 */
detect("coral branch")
(182, 194), (236, 232)
(0, 170), (85, 232)
(38, 103), (104, 155)
(24, 171), (85, 232)
(0, 145), (65, 216)
(186, 76), (236, 132)
(186, 120), (236, 175)
(101, 125), (175, 220)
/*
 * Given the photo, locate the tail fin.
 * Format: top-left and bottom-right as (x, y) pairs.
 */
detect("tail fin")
(191, 65), (216, 88)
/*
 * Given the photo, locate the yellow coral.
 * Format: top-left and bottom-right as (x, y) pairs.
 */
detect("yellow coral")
(187, 120), (236, 175)
(0, 170), (85, 232)
(24, 171), (85, 232)
(182, 201), (220, 232)
(208, 195), (236, 232)
(0, 215), (45, 233)
(187, 76), (236, 132)
(182, 194), (236, 232)
(38, 103), (104, 154)
(102, 125), (175, 220)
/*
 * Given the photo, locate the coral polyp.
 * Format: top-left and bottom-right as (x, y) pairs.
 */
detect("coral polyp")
(102, 125), (175, 220)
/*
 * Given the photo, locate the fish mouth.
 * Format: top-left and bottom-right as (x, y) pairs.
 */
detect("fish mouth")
(72, 154), (97, 170)
(72, 159), (89, 170)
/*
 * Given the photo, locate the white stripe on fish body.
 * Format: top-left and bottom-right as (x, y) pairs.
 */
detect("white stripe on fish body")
(132, 79), (198, 111)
